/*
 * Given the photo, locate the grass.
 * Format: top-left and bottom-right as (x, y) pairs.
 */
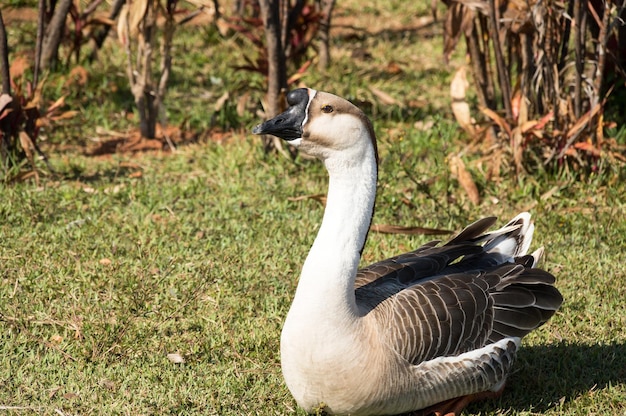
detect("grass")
(2, 1), (626, 415)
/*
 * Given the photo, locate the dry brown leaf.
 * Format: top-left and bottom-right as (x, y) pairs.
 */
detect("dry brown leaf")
(88, 16), (116, 26)
(449, 154), (480, 205)
(566, 103), (602, 139)
(48, 386), (62, 399)
(370, 224), (452, 236)
(287, 61), (312, 85)
(413, 120), (435, 131)
(167, 352), (185, 364)
(216, 17), (230, 36)
(481, 107), (512, 138)
(119, 161), (144, 169)
(236, 92), (250, 117)
(104, 184), (125, 194)
(214, 92), (229, 112)
(46, 93), (68, 114)
(450, 67), (475, 135)
(485, 146), (503, 181)
(99, 258), (112, 266)
(12, 170), (39, 182)
(385, 61), (403, 75)
(50, 334), (63, 344)
(520, 120), (538, 133)
(288, 193), (327, 206)
(64, 66), (89, 87)
(19, 131), (35, 166)
(511, 89), (521, 121)
(540, 186), (559, 201)
(369, 87), (399, 106)
(511, 127), (524, 173)
(609, 151), (626, 162)
(573, 141), (601, 157)
(9, 56), (30, 80)
(49, 110), (80, 122)
(128, 0), (150, 37)
(443, 2), (476, 62)
(117, 5), (129, 45)
(596, 112), (604, 148)
(0, 93), (13, 114)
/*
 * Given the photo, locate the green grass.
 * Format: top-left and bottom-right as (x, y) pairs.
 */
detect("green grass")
(2, 1), (626, 415)
(2, 129), (626, 415)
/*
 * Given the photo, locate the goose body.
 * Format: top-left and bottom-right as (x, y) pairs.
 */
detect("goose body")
(253, 88), (562, 415)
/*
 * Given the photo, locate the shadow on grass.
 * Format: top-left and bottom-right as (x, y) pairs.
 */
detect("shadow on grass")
(469, 341), (626, 413)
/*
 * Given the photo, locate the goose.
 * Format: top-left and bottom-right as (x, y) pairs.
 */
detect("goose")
(252, 88), (563, 416)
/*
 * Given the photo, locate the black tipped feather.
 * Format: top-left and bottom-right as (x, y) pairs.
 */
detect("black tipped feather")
(354, 213), (563, 365)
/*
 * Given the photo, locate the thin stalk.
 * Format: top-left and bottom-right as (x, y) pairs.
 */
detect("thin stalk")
(0, 9), (10, 95)
(34, 0), (45, 88)
(317, 0), (335, 69)
(488, 0), (512, 119)
(467, 22), (492, 109)
(593, 0), (612, 106)
(574, 0), (583, 118)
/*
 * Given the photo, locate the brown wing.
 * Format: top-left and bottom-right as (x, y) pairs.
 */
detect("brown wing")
(354, 217), (563, 365)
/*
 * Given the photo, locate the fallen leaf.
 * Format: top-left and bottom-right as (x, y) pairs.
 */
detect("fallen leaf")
(481, 107), (512, 138)
(414, 120), (435, 131)
(0, 94), (12, 113)
(371, 224), (452, 235)
(443, 2), (476, 62)
(47, 95), (67, 113)
(449, 154), (480, 205)
(167, 353), (185, 364)
(117, 5), (129, 45)
(288, 193), (327, 206)
(100, 380), (116, 391)
(99, 258), (112, 266)
(9, 56), (30, 80)
(214, 92), (229, 112)
(369, 87), (399, 106)
(48, 386), (62, 399)
(385, 61), (403, 74)
(236, 92), (250, 117)
(566, 104), (602, 140)
(19, 131), (36, 169)
(540, 186), (560, 201)
(128, 0), (149, 37)
(104, 184), (125, 194)
(450, 67), (475, 135)
(64, 65), (89, 88)
(50, 334), (63, 344)
(573, 141), (601, 157)
(49, 110), (79, 122)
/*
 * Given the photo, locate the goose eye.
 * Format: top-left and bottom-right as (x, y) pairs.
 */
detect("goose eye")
(321, 105), (333, 114)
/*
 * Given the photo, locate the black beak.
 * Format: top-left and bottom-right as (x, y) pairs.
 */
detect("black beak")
(252, 89), (309, 141)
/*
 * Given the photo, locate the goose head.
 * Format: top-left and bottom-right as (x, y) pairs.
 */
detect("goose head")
(253, 88), (378, 166)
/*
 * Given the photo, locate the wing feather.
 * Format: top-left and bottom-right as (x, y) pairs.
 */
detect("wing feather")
(356, 214), (563, 368)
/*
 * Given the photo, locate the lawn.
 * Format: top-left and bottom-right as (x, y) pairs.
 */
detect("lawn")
(1, 1), (626, 415)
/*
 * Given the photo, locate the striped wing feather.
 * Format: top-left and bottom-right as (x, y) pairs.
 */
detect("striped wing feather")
(355, 217), (563, 367)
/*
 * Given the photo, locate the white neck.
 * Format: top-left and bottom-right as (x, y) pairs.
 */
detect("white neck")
(286, 144), (378, 330)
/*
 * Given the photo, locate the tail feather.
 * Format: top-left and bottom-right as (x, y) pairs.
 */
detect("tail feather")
(482, 212), (534, 259)
(489, 267), (563, 343)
